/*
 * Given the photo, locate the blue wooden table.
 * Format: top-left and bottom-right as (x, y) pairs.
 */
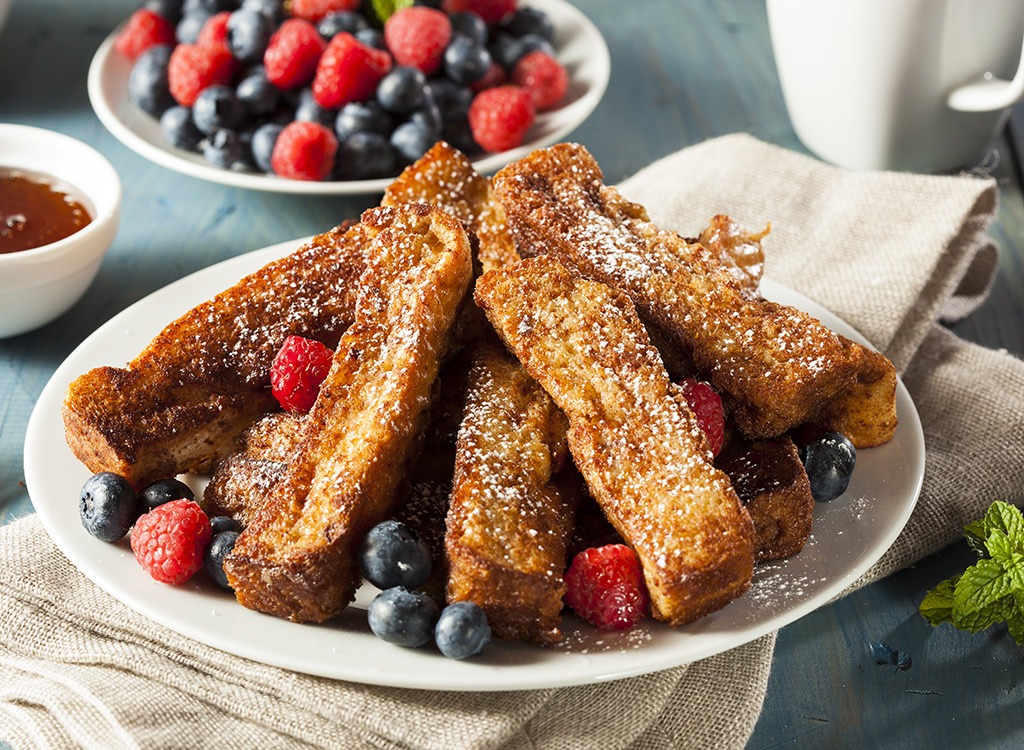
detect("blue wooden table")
(2, 1), (1022, 747)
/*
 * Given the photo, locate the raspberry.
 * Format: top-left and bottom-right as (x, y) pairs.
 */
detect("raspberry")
(167, 43), (235, 107)
(291, 0), (362, 22)
(564, 544), (649, 630)
(679, 378), (725, 456)
(384, 7), (451, 75)
(511, 50), (568, 111)
(114, 9), (176, 62)
(130, 499), (212, 585)
(441, 0), (517, 25)
(195, 11), (232, 57)
(312, 33), (392, 109)
(263, 18), (326, 90)
(468, 85), (535, 153)
(470, 61), (507, 93)
(269, 334), (335, 410)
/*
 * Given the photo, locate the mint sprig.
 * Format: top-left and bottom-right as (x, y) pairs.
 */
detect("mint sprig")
(920, 500), (1024, 644)
(370, 0), (414, 23)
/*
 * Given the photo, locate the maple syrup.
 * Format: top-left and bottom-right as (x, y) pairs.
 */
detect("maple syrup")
(0, 168), (92, 254)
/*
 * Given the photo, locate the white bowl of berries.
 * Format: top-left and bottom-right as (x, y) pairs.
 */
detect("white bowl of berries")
(87, 0), (610, 194)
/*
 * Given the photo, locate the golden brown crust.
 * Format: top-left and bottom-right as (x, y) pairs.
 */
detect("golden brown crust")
(716, 434), (813, 562)
(61, 223), (367, 489)
(474, 255), (755, 627)
(445, 333), (575, 644)
(224, 204), (472, 623)
(492, 143), (897, 446)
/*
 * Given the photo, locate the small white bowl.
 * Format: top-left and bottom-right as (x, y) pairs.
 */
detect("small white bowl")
(0, 124), (122, 338)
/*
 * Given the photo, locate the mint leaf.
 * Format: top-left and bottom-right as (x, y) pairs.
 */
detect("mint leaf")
(983, 500), (1024, 547)
(964, 519), (989, 558)
(370, 0), (413, 23)
(952, 595), (1013, 633)
(1009, 592), (1024, 646)
(954, 558), (1012, 613)
(919, 576), (957, 625)
(985, 529), (1024, 592)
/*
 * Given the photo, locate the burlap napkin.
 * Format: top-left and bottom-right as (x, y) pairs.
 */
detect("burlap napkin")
(2, 133), (1022, 749)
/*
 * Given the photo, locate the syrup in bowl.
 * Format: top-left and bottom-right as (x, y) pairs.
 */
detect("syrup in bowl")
(0, 167), (93, 254)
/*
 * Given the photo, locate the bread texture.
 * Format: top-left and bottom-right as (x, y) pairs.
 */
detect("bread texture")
(62, 223), (368, 489)
(224, 204), (472, 622)
(492, 143), (897, 447)
(474, 255), (756, 626)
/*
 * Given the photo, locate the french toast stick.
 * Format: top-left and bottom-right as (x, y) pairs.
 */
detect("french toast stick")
(446, 332), (576, 644)
(62, 222), (368, 489)
(716, 434), (813, 562)
(492, 143), (897, 447)
(475, 255), (756, 626)
(224, 204), (472, 623)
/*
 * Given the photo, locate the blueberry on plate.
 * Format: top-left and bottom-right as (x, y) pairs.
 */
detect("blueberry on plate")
(138, 477), (195, 513)
(127, 44), (174, 117)
(236, 72), (281, 116)
(443, 35), (492, 86)
(355, 28), (385, 51)
(335, 101), (394, 141)
(390, 120), (438, 165)
(435, 601), (491, 660)
(240, 0), (286, 25)
(449, 11), (488, 46)
(358, 519), (432, 589)
(192, 85), (246, 136)
(294, 87), (337, 128)
(203, 530), (240, 590)
(79, 472), (139, 542)
(209, 515), (243, 535)
(367, 587), (440, 648)
(318, 10), (368, 39)
(203, 128), (244, 168)
(335, 131), (396, 180)
(250, 122), (283, 173)
(376, 66), (429, 115)
(226, 8), (272, 64)
(802, 431), (857, 502)
(160, 105), (203, 151)
(503, 8), (555, 41)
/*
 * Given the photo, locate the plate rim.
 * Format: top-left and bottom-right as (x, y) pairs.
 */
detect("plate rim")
(86, 0), (611, 195)
(24, 239), (925, 691)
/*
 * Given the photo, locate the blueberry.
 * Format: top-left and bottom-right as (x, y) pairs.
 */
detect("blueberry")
(250, 122), (283, 172)
(176, 10), (213, 44)
(210, 515), (244, 534)
(192, 85), (246, 135)
(335, 100), (394, 141)
(318, 10), (368, 39)
(376, 66), (429, 114)
(236, 71), (280, 115)
(227, 9), (272, 64)
(802, 431), (857, 502)
(516, 32), (557, 62)
(442, 113), (478, 155)
(449, 11), (488, 46)
(355, 28), (386, 51)
(503, 8), (555, 41)
(367, 587), (440, 647)
(489, 32), (524, 70)
(184, 0), (235, 12)
(391, 120), (437, 165)
(429, 79), (474, 117)
(240, 0), (285, 24)
(160, 106), (203, 150)
(79, 472), (139, 542)
(203, 530), (240, 590)
(408, 97), (443, 136)
(335, 132), (397, 180)
(127, 44), (174, 117)
(203, 128), (244, 168)
(435, 601), (491, 660)
(145, 0), (185, 24)
(359, 519), (432, 589)
(138, 477), (196, 513)
(443, 36), (491, 86)
(294, 88), (337, 128)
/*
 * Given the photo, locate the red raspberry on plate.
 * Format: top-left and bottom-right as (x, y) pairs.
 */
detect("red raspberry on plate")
(441, 0), (517, 25)
(564, 544), (649, 630)
(114, 9), (176, 62)
(512, 50), (568, 111)
(384, 7), (451, 75)
(196, 11), (233, 58)
(468, 85), (535, 153)
(269, 334), (335, 410)
(470, 61), (507, 92)
(291, 0), (362, 22)
(130, 499), (212, 585)
(312, 32), (392, 109)
(167, 43), (235, 107)
(264, 18), (326, 90)
(679, 377), (725, 456)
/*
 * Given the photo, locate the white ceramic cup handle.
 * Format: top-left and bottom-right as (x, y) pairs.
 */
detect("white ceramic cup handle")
(948, 30), (1024, 112)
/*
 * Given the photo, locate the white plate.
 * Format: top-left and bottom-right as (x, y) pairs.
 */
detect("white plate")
(86, 0), (611, 194)
(24, 239), (925, 691)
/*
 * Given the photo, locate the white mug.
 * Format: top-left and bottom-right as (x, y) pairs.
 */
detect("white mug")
(766, 0), (1024, 173)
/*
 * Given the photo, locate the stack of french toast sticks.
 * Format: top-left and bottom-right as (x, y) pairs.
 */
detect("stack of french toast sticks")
(62, 141), (898, 644)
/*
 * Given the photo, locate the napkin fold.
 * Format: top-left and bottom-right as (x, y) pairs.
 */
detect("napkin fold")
(3, 133), (1022, 750)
